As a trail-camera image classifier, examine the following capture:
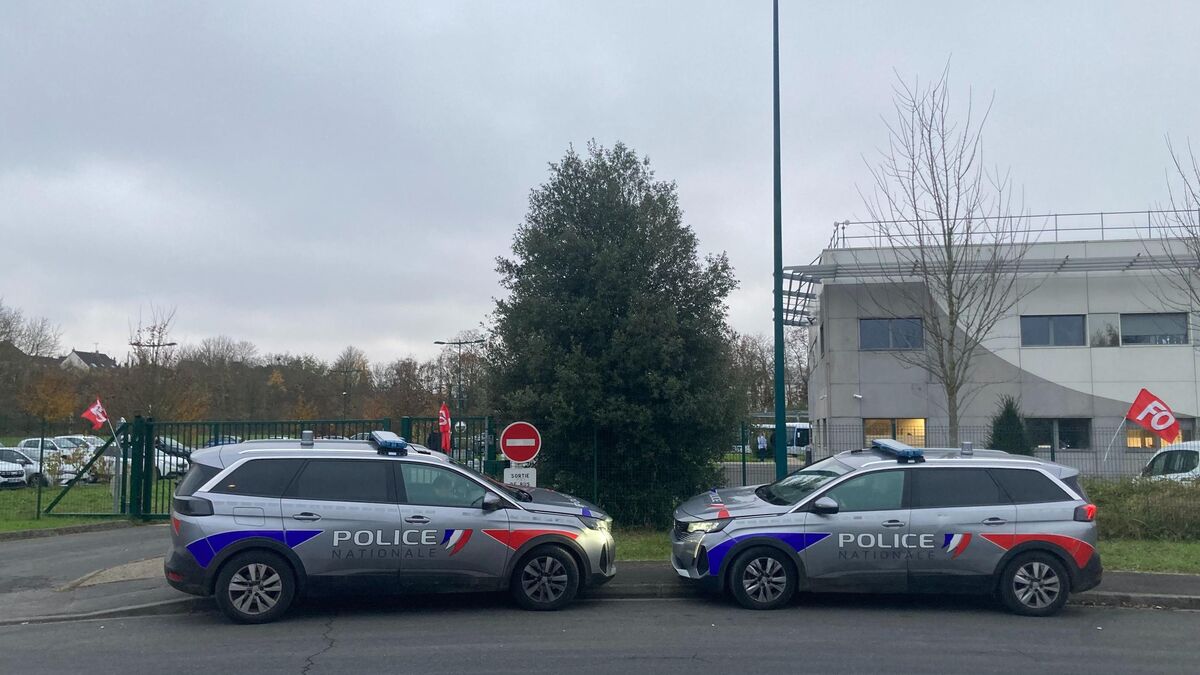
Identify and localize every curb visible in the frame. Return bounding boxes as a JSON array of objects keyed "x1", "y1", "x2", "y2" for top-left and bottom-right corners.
[
  {"x1": 4, "y1": 586, "x2": 1195, "y2": 626},
  {"x1": 0, "y1": 597, "x2": 208, "y2": 627},
  {"x1": 0, "y1": 520, "x2": 136, "y2": 543}
]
